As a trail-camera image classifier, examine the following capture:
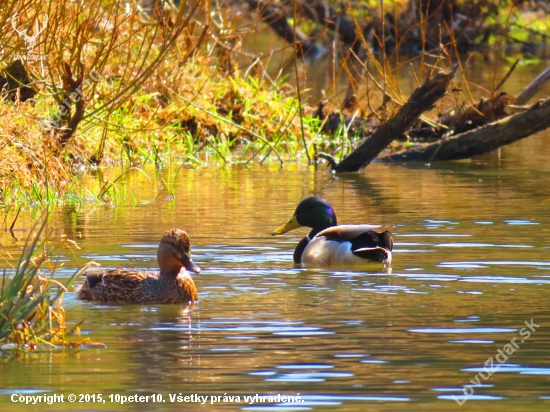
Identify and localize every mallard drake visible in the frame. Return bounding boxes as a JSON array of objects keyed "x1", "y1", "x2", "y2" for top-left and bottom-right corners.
[
  {"x1": 272, "y1": 197, "x2": 393, "y2": 266},
  {"x1": 77, "y1": 228, "x2": 200, "y2": 304}
]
